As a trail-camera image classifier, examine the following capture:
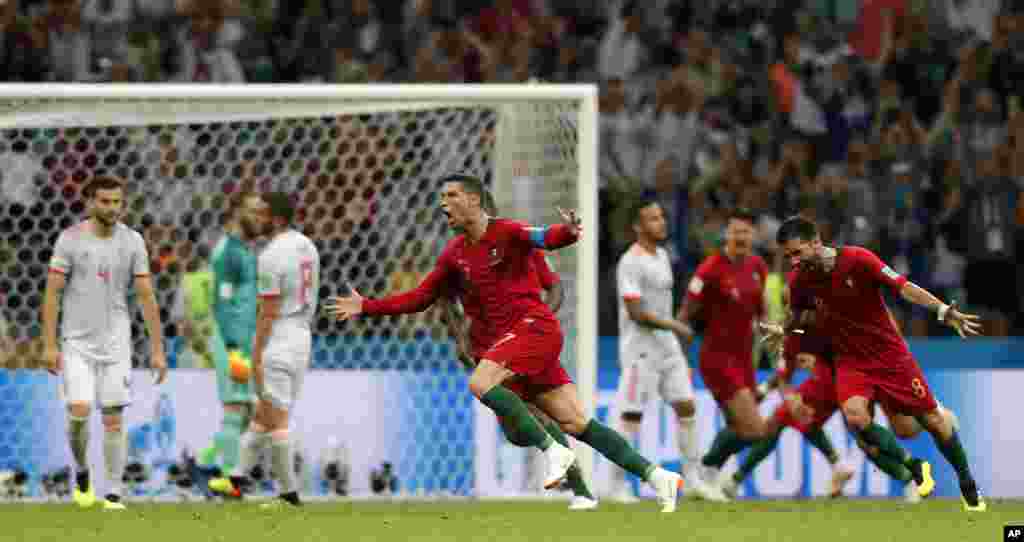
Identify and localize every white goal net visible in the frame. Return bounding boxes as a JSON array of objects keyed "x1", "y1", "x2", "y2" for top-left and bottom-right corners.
[{"x1": 0, "y1": 85, "x2": 597, "y2": 501}]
